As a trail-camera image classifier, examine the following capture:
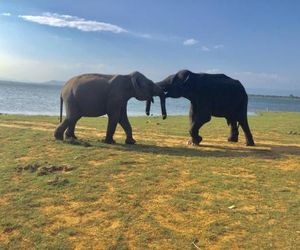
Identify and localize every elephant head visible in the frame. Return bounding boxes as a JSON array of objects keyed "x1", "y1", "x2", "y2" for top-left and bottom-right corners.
[
  {"x1": 157, "y1": 70, "x2": 192, "y2": 98},
  {"x1": 146, "y1": 70, "x2": 192, "y2": 115},
  {"x1": 130, "y1": 71, "x2": 167, "y2": 119}
]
